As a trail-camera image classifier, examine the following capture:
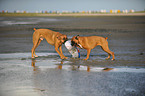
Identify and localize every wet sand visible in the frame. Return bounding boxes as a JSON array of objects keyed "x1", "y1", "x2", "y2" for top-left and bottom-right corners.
[{"x1": 0, "y1": 16, "x2": 145, "y2": 96}]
